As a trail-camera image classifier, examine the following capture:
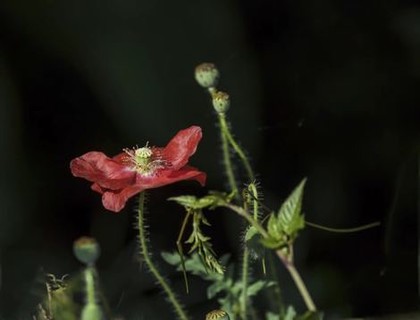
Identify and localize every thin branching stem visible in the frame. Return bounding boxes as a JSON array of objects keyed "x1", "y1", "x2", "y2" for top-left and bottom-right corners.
[
  {"x1": 306, "y1": 220, "x2": 380, "y2": 233},
  {"x1": 176, "y1": 211, "x2": 193, "y2": 293},
  {"x1": 137, "y1": 192, "x2": 189, "y2": 320},
  {"x1": 275, "y1": 250, "x2": 317, "y2": 312}
]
